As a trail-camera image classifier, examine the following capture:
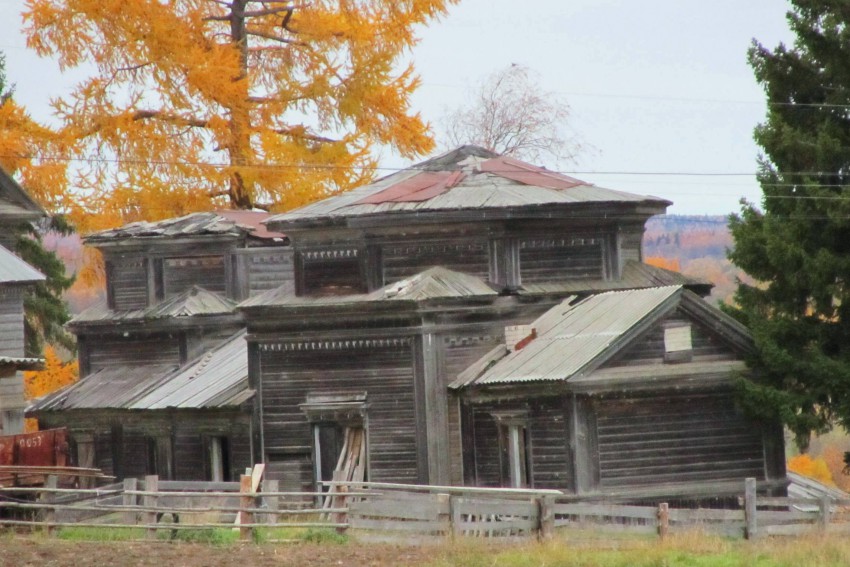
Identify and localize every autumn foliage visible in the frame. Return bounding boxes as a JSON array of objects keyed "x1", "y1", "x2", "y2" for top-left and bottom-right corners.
[
  {"x1": 644, "y1": 256, "x2": 681, "y2": 272},
  {"x1": 23, "y1": 0, "x2": 457, "y2": 232},
  {"x1": 787, "y1": 453, "x2": 835, "y2": 486},
  {"x1": 23, "y1": 346, "x2": 78, "y2": 401}
]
